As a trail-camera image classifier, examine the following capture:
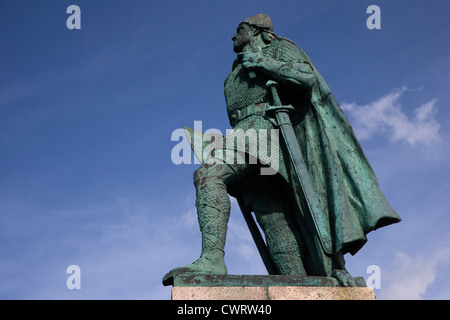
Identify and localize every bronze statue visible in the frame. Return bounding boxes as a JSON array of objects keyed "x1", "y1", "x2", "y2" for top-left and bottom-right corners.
[{"x1": 163, "y1": 14, "x2": 401, "y2": 287}]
